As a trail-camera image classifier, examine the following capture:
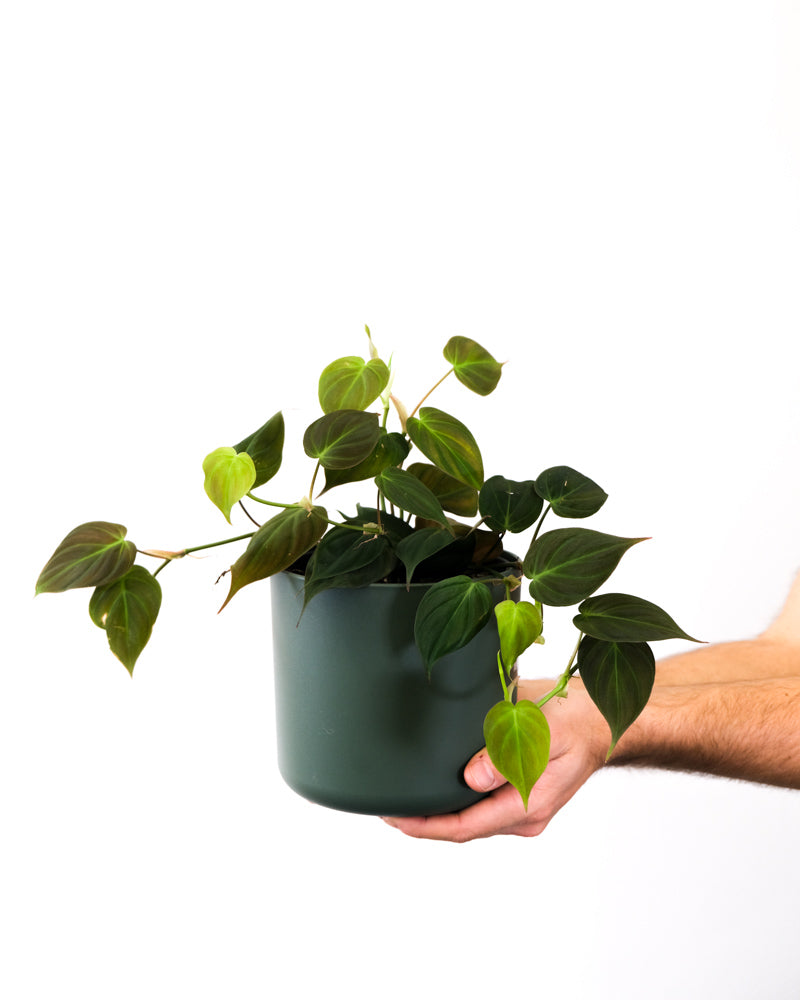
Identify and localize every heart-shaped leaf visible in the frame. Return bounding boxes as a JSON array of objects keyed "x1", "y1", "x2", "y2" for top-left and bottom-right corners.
[
  {"x1": 535, "y1": 466, "x2": 607, "y2": 518},
  {"x1": 525, "y1": 528, "x2": 647, "y2": 607},
  {"x1": 303, "y1": 527, "x2": 396, "y2": 607},
  {"x1": 479, "y1": 476, "x2": 543, "y2": 533},
  {"x1": 405, "y1": 463, "x2": 478, "y2": 516},
  {"x1": 303, "y1": 410, "x2": 381, "y2": 470},
  {"x1": 414, "y1": 575, "x2": 493, "y2": 676},
  {"x1": 203, "y1": 447, "x2": 257, "y2": 523},
  {"x1": 375, "y1": 467, "x2": 449, "y2": 526},
  {"x1": 394, "y1": 527, "x2": 456, "y2": 585},
  {"x1": 574, "y1": 593, "x2": 701, "y2": 643},
  {"x1": 495, "y1": 599, "x2": 543, "y2": 670},
  {"x1": 221, "y1": 505, "x2": 328, "y2": 609},
  {"x1": 318, "y1": 356, "x2": 391, "y2": 413},
  {"x1": 88, "y1": 565, "x2": 162, "y2": 675},
  {"x1": 322, "y1": 432, "x2": 410, "y2": 492},
  {"x1": 577, "y1": 636, "x2": 655, "y2": 756},
  {"x1": 484, "y1": 699, "x2": 550, "y2": 809},
  {"x1": 233, "y1": 411, "x2": 285, "y2": 489},
  {"x1": 405, "y1": 407, "x2": 484, "y2": 490},
  {"x1": 443, "y1": 336, "x2": 503, "y2": 396},
  {"x1": 36, "y1": 522, "x2": 137, "y2": 595}
]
